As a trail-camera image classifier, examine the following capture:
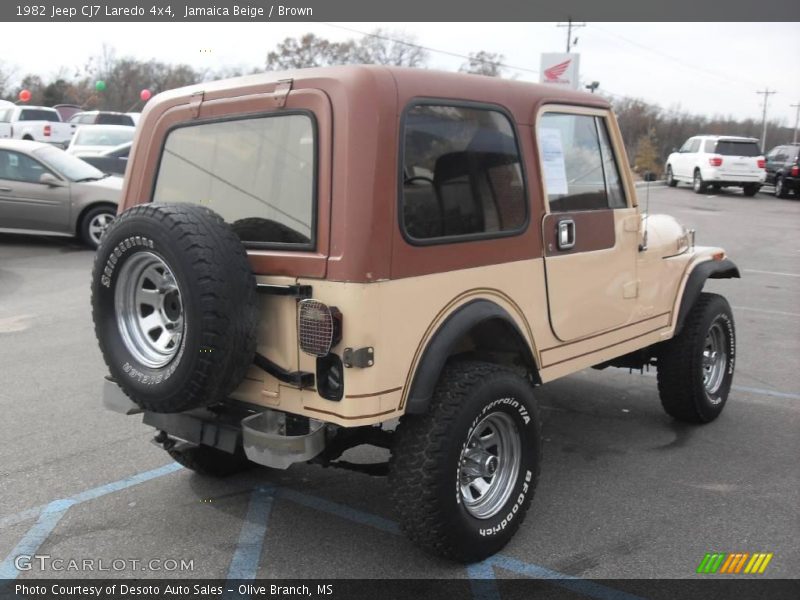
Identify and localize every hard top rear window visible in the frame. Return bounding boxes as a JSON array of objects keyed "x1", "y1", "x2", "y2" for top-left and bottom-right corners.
[
  {"x1": 714, "y1": 140, "x2": 761, "y2": 157},
  {"x1": 19, "y1": 109, "x2": 60, "y2": 122},
  {"x1": 152, "y1": 112, "x2": 316, "y2": 249}
]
